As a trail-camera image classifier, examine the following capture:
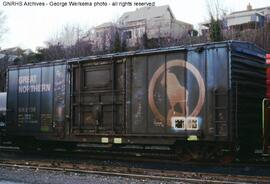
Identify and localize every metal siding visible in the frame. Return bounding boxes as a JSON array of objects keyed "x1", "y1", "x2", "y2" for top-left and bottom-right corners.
[
  {"x1": 0, "y1": 93, "x2": 6, "y2": 112},
  {"x1": 128, "y1": 49, "x2": 229, "y2": 137},
  {"x1": 231, "y1": 42, "x2": 266, "y2": 148},
  {"x1": 147, "y1": 54, "x2": 166, "y2": 134},
  {"x1": 165, "y1": 52, "x2": 187, "y2": 134},
  {"x1": 29, "y1": 67, "x2": 41, "y2": 125},
  {"x1": 115, "y1": 59, "x2": 125, "y2": 133},
  {"x1": 40, "y1": 66, "x2": 54, "y2": 132},
  {"x1": 206, "y1": 47, "x2": 229, "y2": 140},
  {"x1": 65, "y1": 65, "x2": 71, "y2": 136},
  {"x1": 7, "y1": 63, "x2": 67, "y2": 136},
  {"x1": 54, "y1": 65, "x2": 66, "y2": 134},
  {"x1": 186, "y1": 50, "x2": 207, "y2": 137},
  {"x1": 17, "y1": 68, "x2": 29, "y2": 129},
  {"x1": 7, "y1": 70, "x2": 18, "y2": 126},
  {"x1": 131, "y1": 56, "x2": 147, "y2": 133},
  {"x1": 125, "y1": 57, "x2": 132, "y2": 134}
]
